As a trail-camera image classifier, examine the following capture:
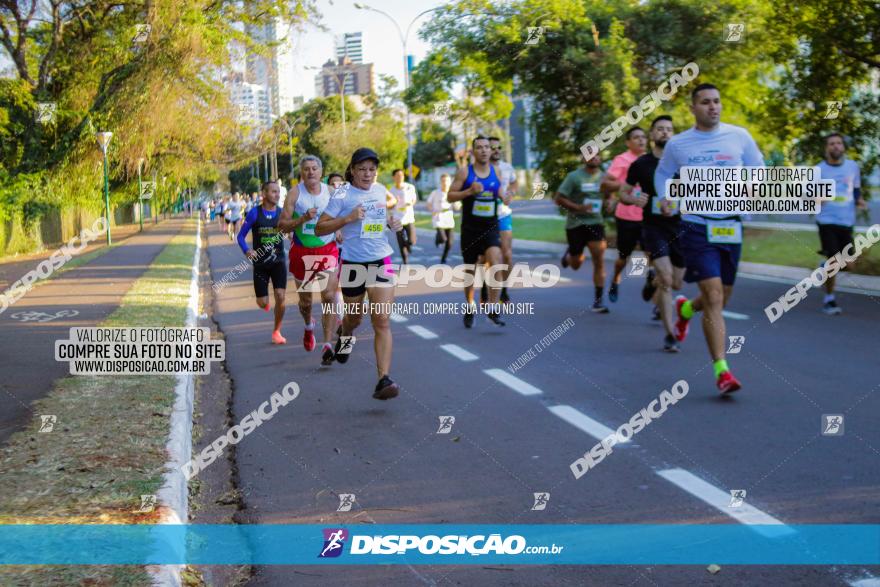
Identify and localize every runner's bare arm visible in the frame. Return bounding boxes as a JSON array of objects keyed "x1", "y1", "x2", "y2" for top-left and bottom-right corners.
[
  {"x1": 554, "y1": 192, "x2": 589, "y2": 214},
  {"x1": 618, "y1": 182, "x2": 638, "y2": 205},
  {"x1": 315, "y1": 208, "x2": 362, "y2": 236},
  {"x1": 276, "y1": 183, "x2": 304, "y2": 232},
  {"x1": 446, "y1": 166, "x2": 476, "y2": 202},
  {"x1": 494, "y1": 164, "x2": 514, "y2": 205},
  {"x1": 600, "y1": 174, "x2": 622, "y2": 195}
]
